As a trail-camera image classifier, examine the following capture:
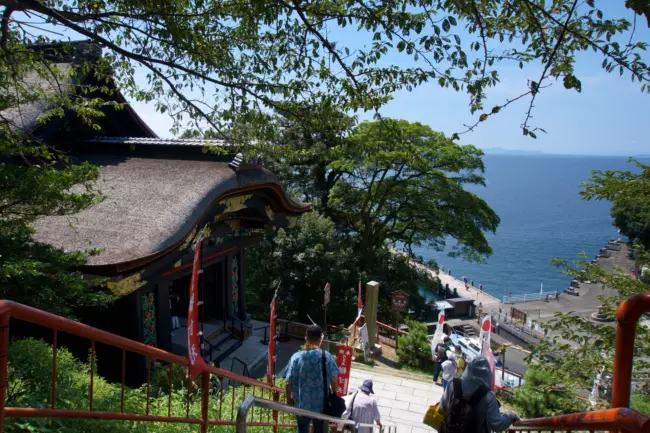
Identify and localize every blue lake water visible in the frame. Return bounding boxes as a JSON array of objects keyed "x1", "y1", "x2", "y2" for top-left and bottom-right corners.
[{"x1": 414, "y1": 154, "x2": 644, "y2": 300}]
